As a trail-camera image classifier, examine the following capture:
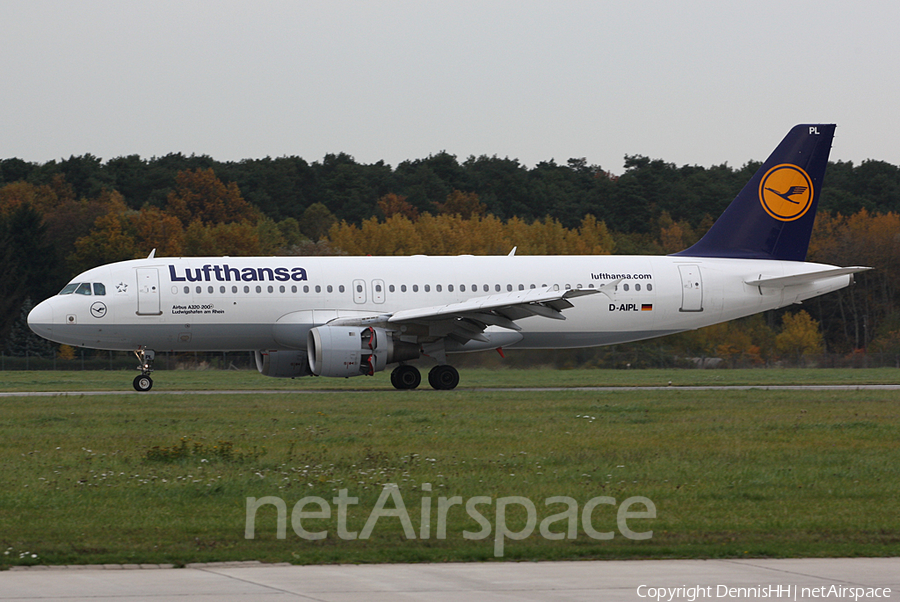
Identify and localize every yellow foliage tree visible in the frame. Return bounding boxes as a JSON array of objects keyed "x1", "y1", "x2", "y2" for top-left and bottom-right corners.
[
  {"x1": 131, "y1": 206, "x2": 184, "y2": 257},
  {"x1": 183, "y1": 220, "x2": 261, "y2": 256},
  {"x1": 328, "y1": 212, "x2": 615, "y2": 257},
  {"x1": 776, "y1": 310, "x2": 824, "y2": 365}
]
